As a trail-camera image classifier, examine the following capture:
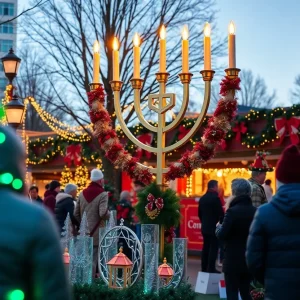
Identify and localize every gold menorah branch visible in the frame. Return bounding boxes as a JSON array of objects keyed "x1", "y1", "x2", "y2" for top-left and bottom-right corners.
[{"x1": 89, "y1": 68, "x2": 240, "y2": 187}]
